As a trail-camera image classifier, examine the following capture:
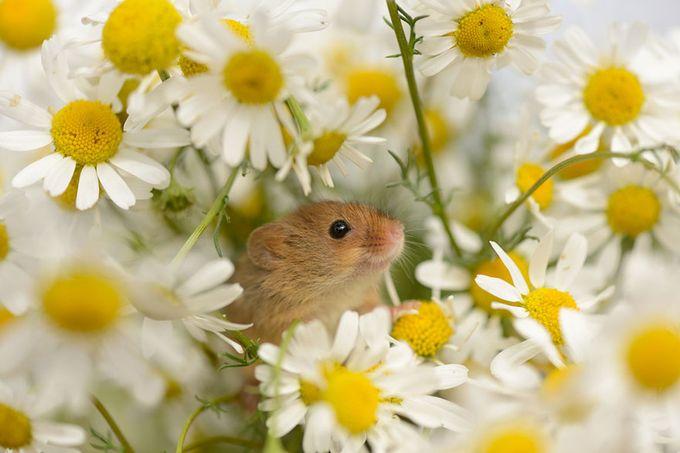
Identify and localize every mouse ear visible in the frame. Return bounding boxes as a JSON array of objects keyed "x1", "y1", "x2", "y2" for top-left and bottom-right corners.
[{"x1": 247, "y1": 223, "x2": 288, "y2": 270}]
